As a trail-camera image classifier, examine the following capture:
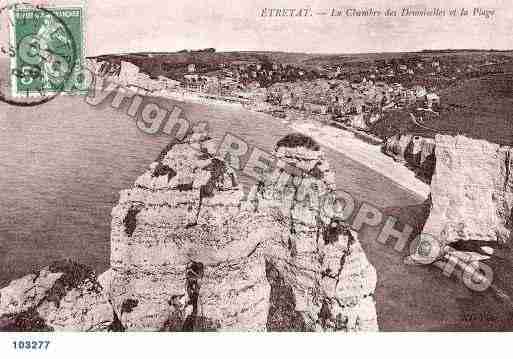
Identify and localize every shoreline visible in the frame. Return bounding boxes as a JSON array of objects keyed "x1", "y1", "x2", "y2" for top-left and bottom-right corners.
[
  {"x1": 158, "y1": 91, "x2": 431, "y2": 200},
  {"x1": 288, "y1": 120, "x2": 430, "y2": 199},
  {"x1": 157, "y1": 90, "x2": 246, "y2": 109},
  {"x1": 90, "y1": 81, "x2": 431, "y2": 200},
  {"x1": 182, "y1": 97, "x2": 430, "y2": 200}
]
